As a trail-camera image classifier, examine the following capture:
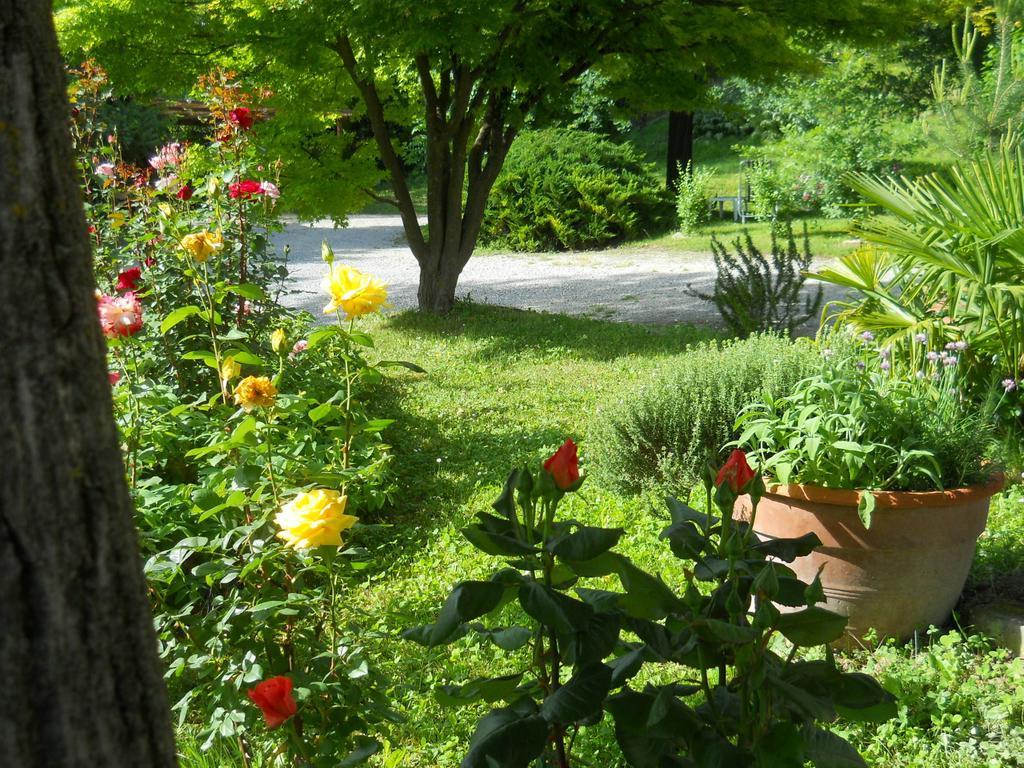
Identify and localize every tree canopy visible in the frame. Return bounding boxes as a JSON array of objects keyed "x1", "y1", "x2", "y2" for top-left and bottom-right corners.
[{"x1": 58, "y1": 0, "x2": 934, "y2": 310}]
